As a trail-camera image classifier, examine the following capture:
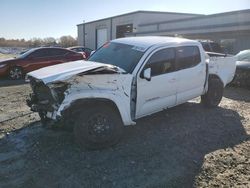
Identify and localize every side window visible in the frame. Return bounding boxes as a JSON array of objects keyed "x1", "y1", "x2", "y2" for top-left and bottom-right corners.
[
  {"x1": 29, "y1": 49, "x2": 48, "y2": 58},
  {"x1": 144, "y1": 48, "x2": 175, "y2": 77},
  {"x1": 47, "y1": 49, "x2": 67, "y2": 57},
  {"x1": 176, "y1": 46, "x2": 201, "y2": 70}
]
